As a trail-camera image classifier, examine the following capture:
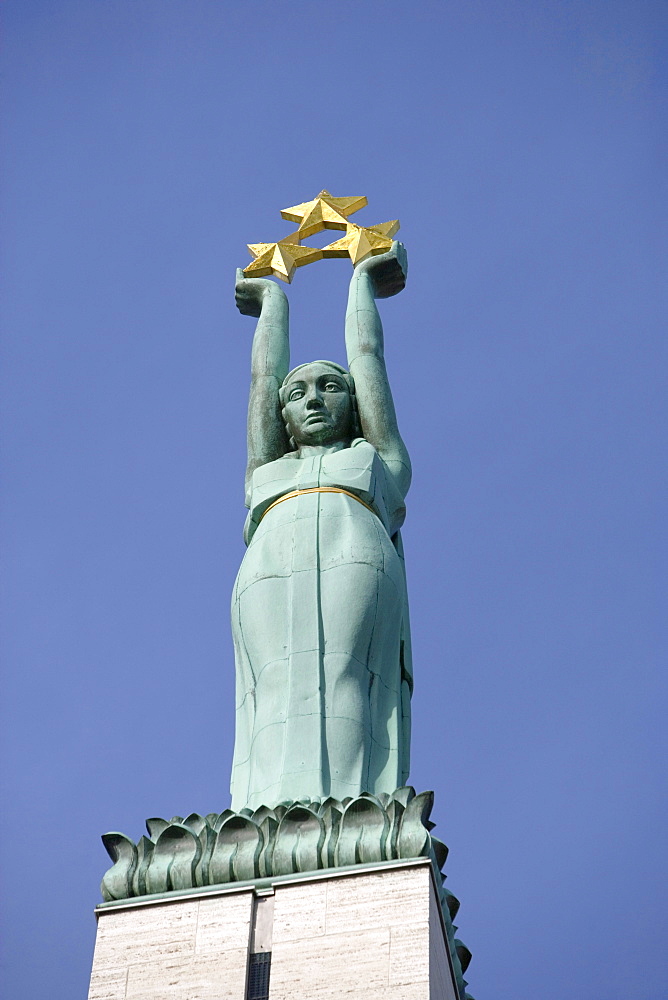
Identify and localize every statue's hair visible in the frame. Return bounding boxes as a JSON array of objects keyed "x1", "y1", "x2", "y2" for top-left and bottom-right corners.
[{"x1": 279, "y1": 360, "x2": 361, "y2": 451}]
